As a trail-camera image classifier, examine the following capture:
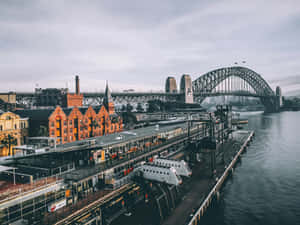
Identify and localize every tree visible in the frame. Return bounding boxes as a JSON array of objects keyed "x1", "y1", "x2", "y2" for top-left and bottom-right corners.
[
  {"x1": 147, "y1": 100, "x2": 161, "y2": 112},
  {"x1": 37, "y1": 125, "x2": 48, "y2": 136},
  {"x1": 126, "y1": 103, "x2": 133, "y2": 112},
  {"x1": 121, "y1": 112, "x2": 137, "y2": 127},
  {"x1": 121, "y1": 105, "x2": 126, "y2": 112},
  {"x1": 1, "y1": 134, "x2": 17, "y2": 156},
  {"x1": 136, "y1": 103, "x2": 144, "y2": 112}
]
